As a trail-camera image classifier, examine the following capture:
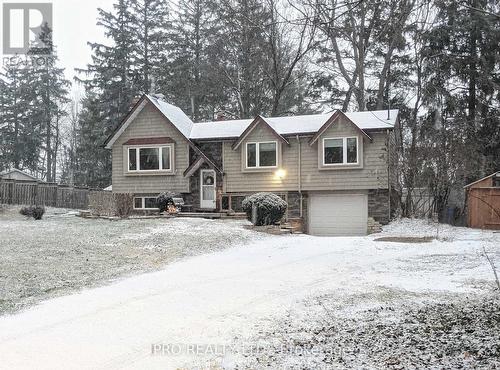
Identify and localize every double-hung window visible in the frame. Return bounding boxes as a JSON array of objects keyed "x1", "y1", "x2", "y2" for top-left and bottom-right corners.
[
  {"x1": 246, "y1": 141, "x2": 277, "y2": 168},
  {"x1": 133, "y1": 196, "x2": 157, "y2": 209},
  {"x1": 323, "y1": 137, "x2": 358, "y2": 165},
  {"x1": 128, "y1": 146, "x2": 172, "y2": 172}
]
